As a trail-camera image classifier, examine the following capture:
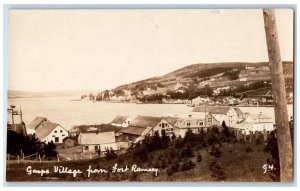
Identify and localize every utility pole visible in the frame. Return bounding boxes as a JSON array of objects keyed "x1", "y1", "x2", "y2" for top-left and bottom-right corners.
[{"x1": 262, "y1": 9, "x2": 293, "y2": 182}]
